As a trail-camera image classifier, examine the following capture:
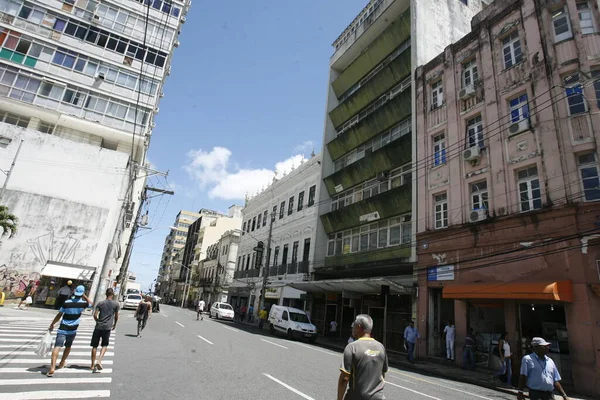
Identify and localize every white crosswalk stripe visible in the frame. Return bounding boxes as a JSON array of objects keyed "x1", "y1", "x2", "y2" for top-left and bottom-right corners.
[{"x1": 0, "y1": 319, "x2": 117, "y2": 399}]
